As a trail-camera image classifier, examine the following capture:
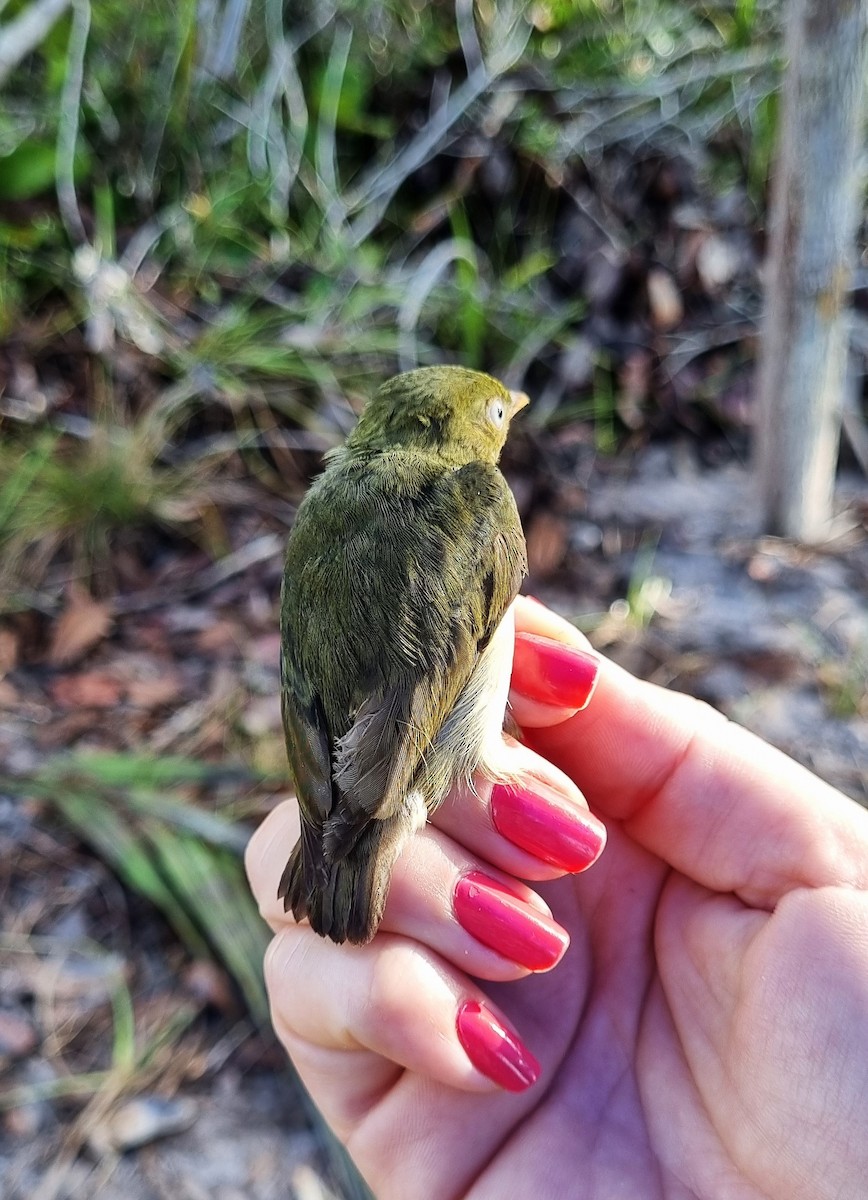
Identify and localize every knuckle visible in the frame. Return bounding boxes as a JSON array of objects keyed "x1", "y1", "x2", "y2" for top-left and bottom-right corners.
[
  {"x1": 263, "y1": 929, "x2": 306, "y2": 1013},
  {"x1": 356, "y1": 939, "x2": 422, "y2": 1042}
]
